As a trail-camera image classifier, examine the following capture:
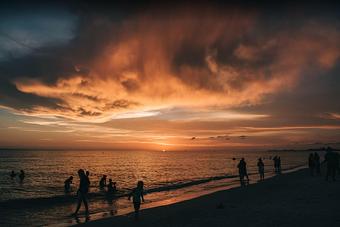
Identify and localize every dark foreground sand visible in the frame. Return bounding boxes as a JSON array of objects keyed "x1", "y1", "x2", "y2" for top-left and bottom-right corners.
[{"x1": 78, "y1": 168, "x2": 340, "y2": 227}]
